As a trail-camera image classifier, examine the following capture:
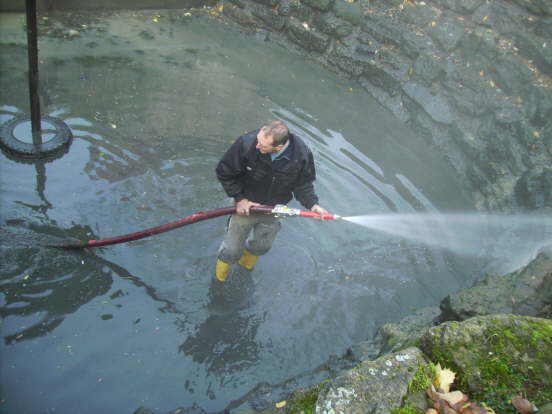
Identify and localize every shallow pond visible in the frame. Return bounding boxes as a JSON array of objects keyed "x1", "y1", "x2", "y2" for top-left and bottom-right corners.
[{"x1": 1, "y1": 9, "x2": 484, "y2": 414}]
